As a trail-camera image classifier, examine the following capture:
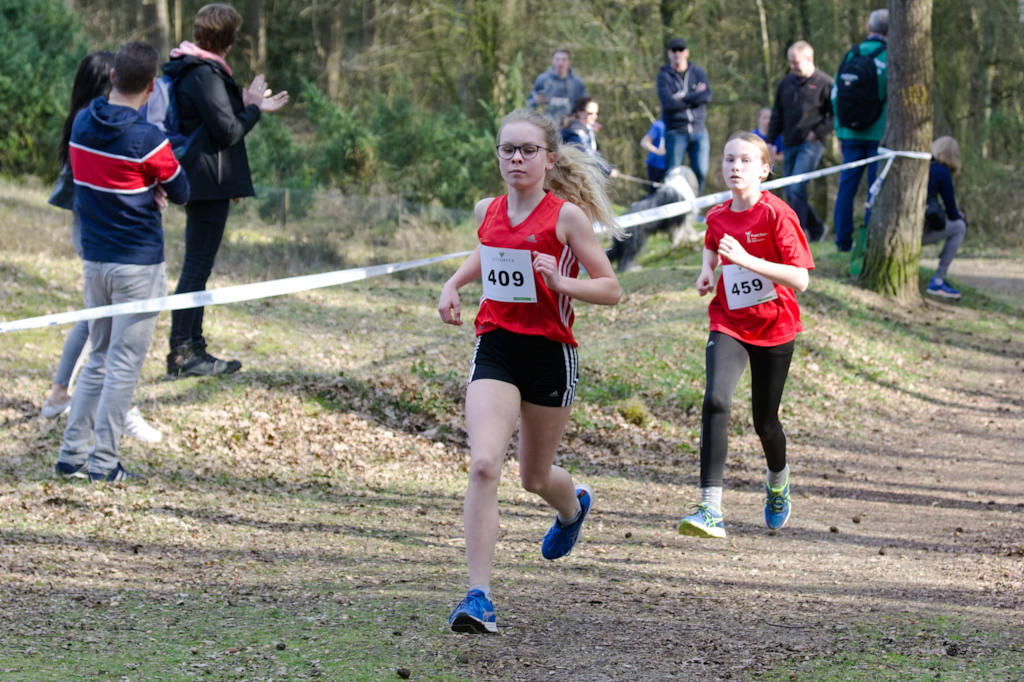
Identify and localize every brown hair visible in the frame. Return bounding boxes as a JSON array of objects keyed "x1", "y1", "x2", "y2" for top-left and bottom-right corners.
[
  {"x1": 497, "y1": 108, "x2": 621, "y2": 237},
  {"x1": 931, "y1": 136, "x2": 960, "y2": 174},
  {"x1": 726, "y1": 130, "x2": 773, "y2": 179},
  {"x1": 112, "y1": 42, "x2": 158, "y2": 96},
  {"x1": 194, "y1": 3, "x2": 242, "y2": 54}
]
